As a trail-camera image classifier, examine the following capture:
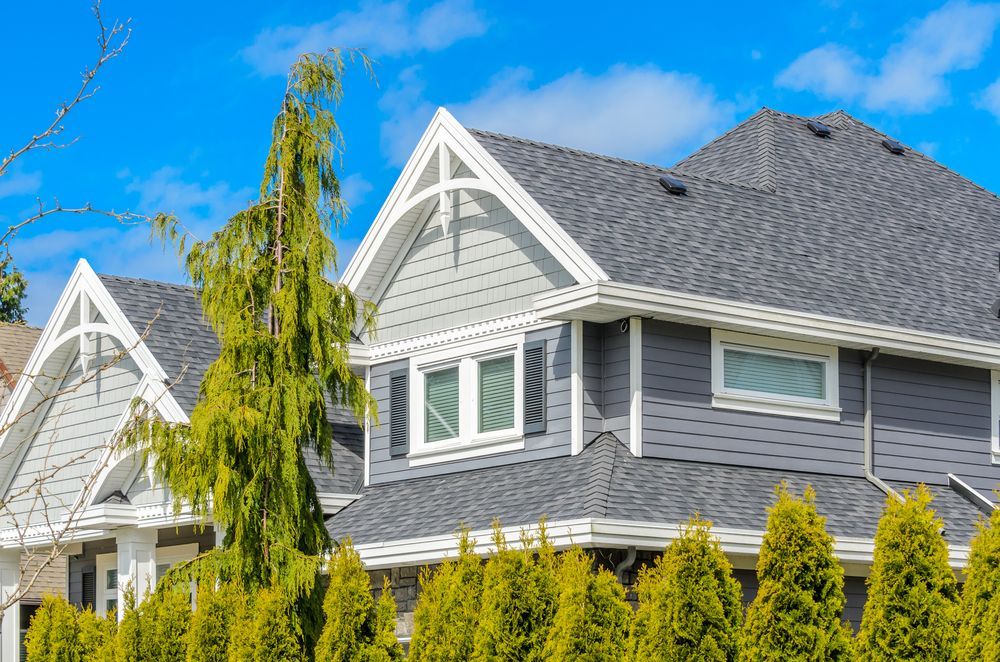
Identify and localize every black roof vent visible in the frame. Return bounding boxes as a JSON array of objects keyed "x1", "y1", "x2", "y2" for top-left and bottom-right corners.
[
  {"x1": 882, "y1": 138, "x2": 905, "y2": 155},
  {"x1": 659, "y1": 174, "x2": 687, "y2": 195},
  {"x1": 807, "y1": 120, "x2": 832, "y2": 138}
]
